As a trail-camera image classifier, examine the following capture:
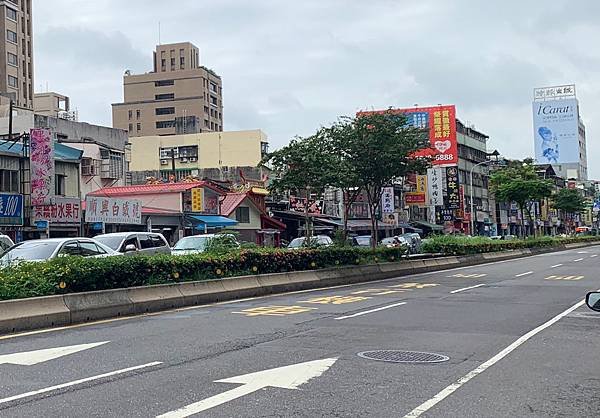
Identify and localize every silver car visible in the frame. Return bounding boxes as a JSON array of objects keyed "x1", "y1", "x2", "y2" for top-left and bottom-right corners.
[
  {"x1": 0, "y1": 238, "x2": 117, "y2": 266},
  {"x1": 94, "y1": 232, "x2": 171, "y2": 256}
]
